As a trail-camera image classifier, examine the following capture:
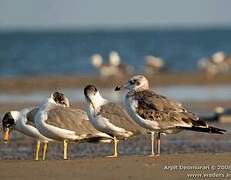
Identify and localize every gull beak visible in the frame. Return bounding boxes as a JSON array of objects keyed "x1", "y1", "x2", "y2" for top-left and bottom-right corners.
[
  {"x1": 91, "y1": 100, "x2": 97, "y2": 111},
  {"x1": 3, "y1": 128, "x2": 10, "y2": 143},
  {"x1": 115, "y1": 83, "x2": 129, "y2": 91},
  {"x1": 115, "y1": 85, "x2": 122, "y2": 91},
  {"x1": 86, "y1": 96, "x2": 96, "y2": 111},
  {"x1": 64, "y1": 97, "x2": 70, "y2": 107}
]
